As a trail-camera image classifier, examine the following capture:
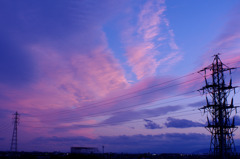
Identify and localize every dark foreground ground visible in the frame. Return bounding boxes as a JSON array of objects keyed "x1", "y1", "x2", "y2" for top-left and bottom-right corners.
[{"x1": 1, "y1": 151, "x2": 240, "y2": 159}]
